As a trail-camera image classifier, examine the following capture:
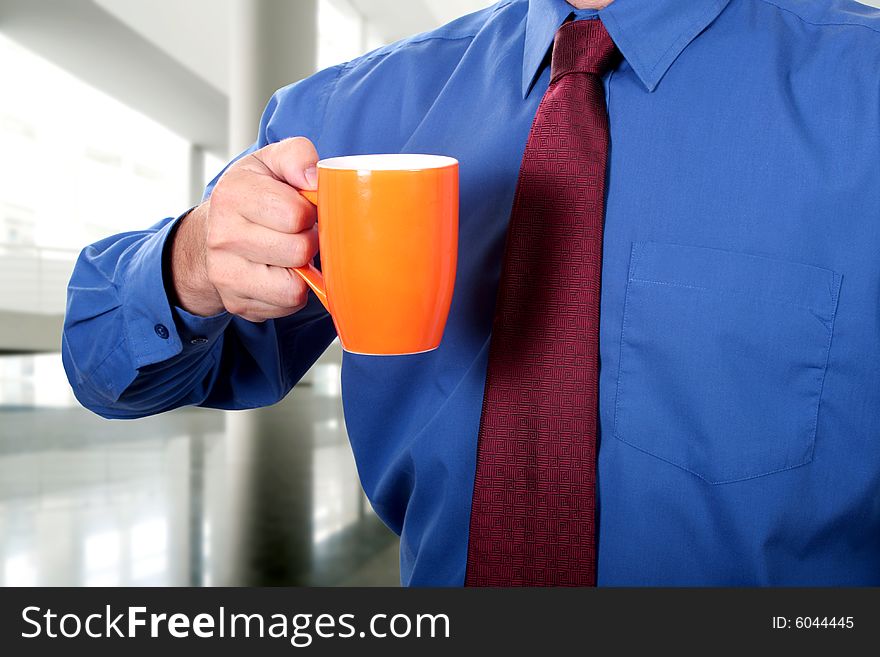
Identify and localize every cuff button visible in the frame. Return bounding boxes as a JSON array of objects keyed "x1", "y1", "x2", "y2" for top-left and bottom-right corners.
[
  {"x1": 189, "y1": 337, "x2": 208, "y2": 345},
  {"x1": 154, "y1": 324, "x2": 170, "y2": 340}
]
